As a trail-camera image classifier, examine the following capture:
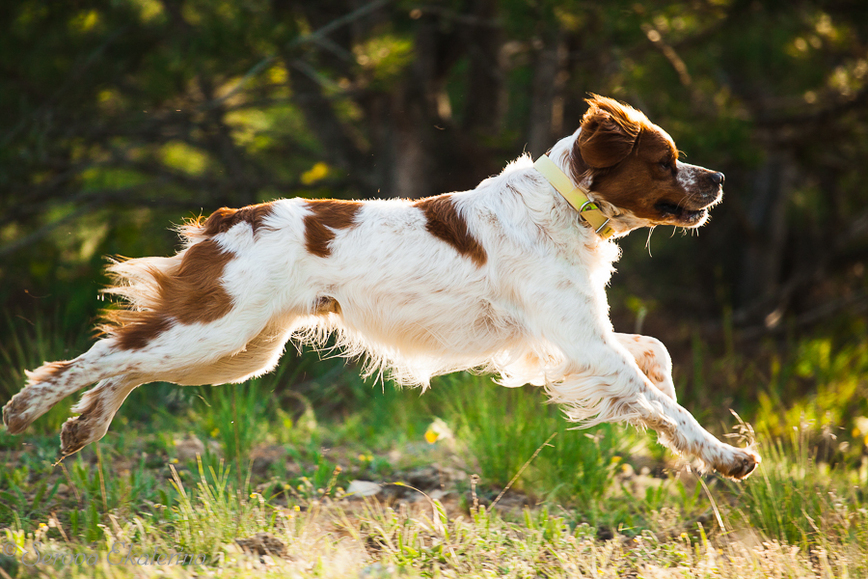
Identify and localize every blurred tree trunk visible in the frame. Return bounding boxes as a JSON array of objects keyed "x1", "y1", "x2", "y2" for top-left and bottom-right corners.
[
  {"x1": 528, "y1": 35, "x2": 567, "y2": 157},
  {"x1": 388, "y1": 15, "x2": 441, "y2": 199},
  {"x1": 738, "y1": 148, "x2": 795, "y2": 313},
  {"x1": 463, "y1": 0, "x2": 502, "y2": 135},
  {"x1": 390, "y1": 84, "x2": 433, "y2": 198}
]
